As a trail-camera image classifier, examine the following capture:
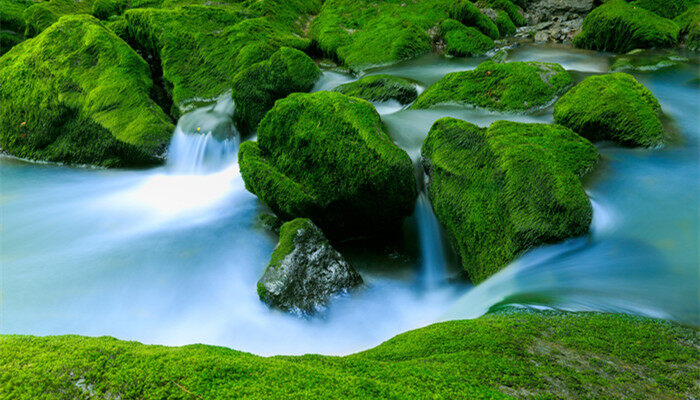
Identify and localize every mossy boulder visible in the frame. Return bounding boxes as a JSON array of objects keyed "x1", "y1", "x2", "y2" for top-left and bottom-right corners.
[
  {"x1": 258, "y1": 218, "x2": 363, "y2": 314},
  {"x1": 231, "y1": 47, "x2": 320, "y2": 135},
  {"x1": 0, "y1": 0, "x2": 31, "y2": 54},
  {"x1": 124, "y1": 2, "x2": 317, "y2": 112},
  {"x1": 333, "y1": 74, "x2": 419, "y2": 104},
  {"x1": 628, "y1": 0, "x2": 699, "y2": 20},
  {"x1": 439, "y1": 18, "x2": 495, "y2": 57},
  {"x1": 553, "y1": 73, "x2": 666, "y2": 147},
  {"x1": 412, "y1": 61, "x2": 573, "y2": 111},
  {"x1": 0, "y1": 14, "x2": 174, "y2": 167},
  {"x1": 422, "y1": 118, "x2": 598, "y2": 283},
  {"x1": 23, "y1": 0, "x2": 95, "y2": 37},
  {"x1": 495, "y1": 9, "x2": 517, "y2": 36},
  {"x1": 675, "y1": 5, "x2": 700, "y2": 51},
  {"x1": 477, "y1": 0, "x2": 527, "y2": 26},
  {"x1": 238, "y1": 91, "x2": 417, "y2": 237},
  {"x1": 308, "y1": 0, "x2": 499, "y2": 71},
  {"x1": 92, "y1": 0, "x2": 126, "y2": 20},
  {"x1": 573, "y1": 0, "x2": 679, "y2": 53}
]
